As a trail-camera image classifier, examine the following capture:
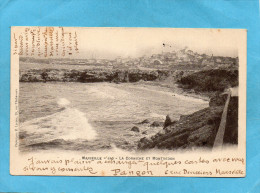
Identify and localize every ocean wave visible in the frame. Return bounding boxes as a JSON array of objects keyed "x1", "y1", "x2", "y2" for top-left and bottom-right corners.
[
  {"x1": 128, "y1": 84, "x2": 208, "y2": 104},
  {"x1": 86, "y1": 86, "x2": 116, "y2": 99},
  {"x1": 20, "y1": 98, "x2": 97, "y2": 149},
  {"x1": 57, "y1": 98, "x2": 71, "y2": 107},
  {"x1": 86, "y1": 84, "x2": 130, "y2": 99}
]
